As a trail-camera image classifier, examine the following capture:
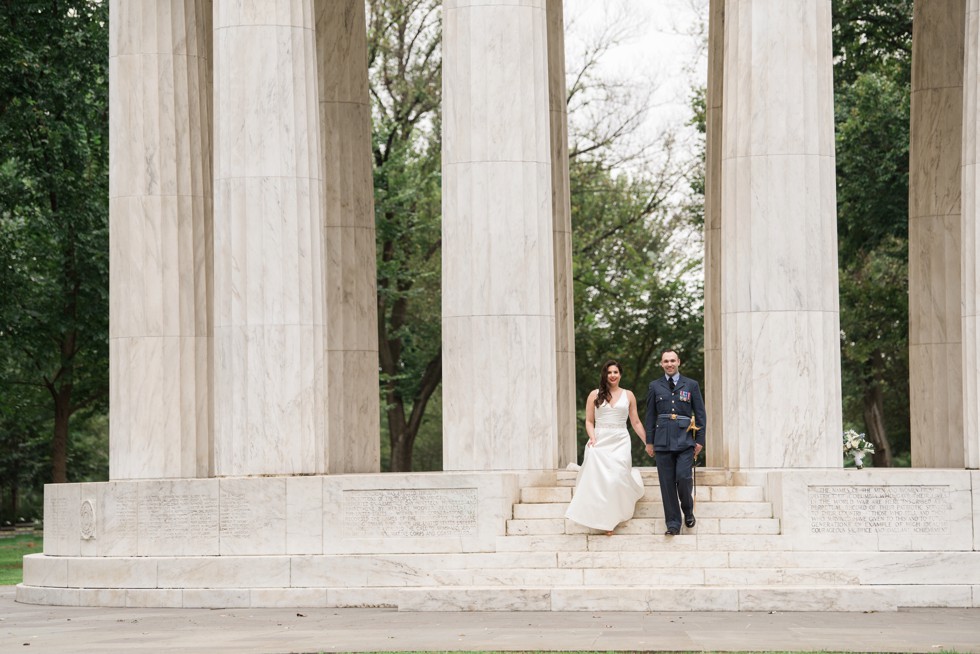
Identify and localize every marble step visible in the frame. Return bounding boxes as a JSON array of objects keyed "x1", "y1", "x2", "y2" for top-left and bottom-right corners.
[
  {"x1": 26, "y1": 550, "x2": 979, "y2": 595},
  {"x1": 22, "y1": 582, "x2": 970, "y2": 611},
  {"x1": 555, "y1": 468, "x2": 741, "y2": 487},
  {"x1": 342, "y1": 583, "x2": 972, "y2": 612},
  {"x1": 506, "y1": 516, "x2": 780, "y2": 536},
  {"x1": 494, "y1": 533, "x2": 789, "y2": 552},
  {"x1": 520, "y1": 484, "x2": 766, "y2": 504},
  {"x1": 513, "y1": 500, "x2": 772, "y2": 520}
]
